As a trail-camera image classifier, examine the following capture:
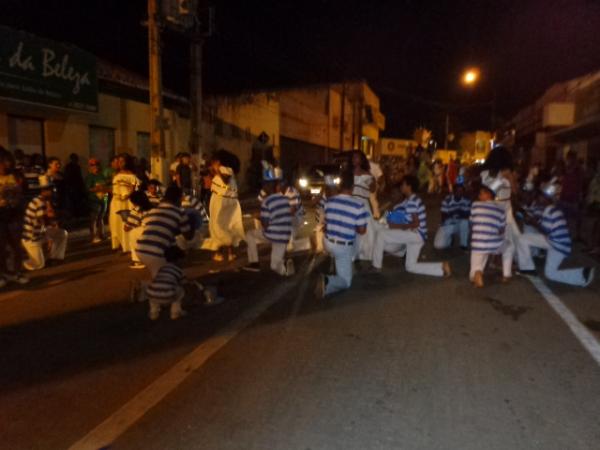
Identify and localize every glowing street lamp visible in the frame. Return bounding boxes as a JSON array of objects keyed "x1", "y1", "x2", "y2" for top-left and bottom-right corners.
[{"x1": 462, "y1": 68, "x2": 480, "y2": 86}]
